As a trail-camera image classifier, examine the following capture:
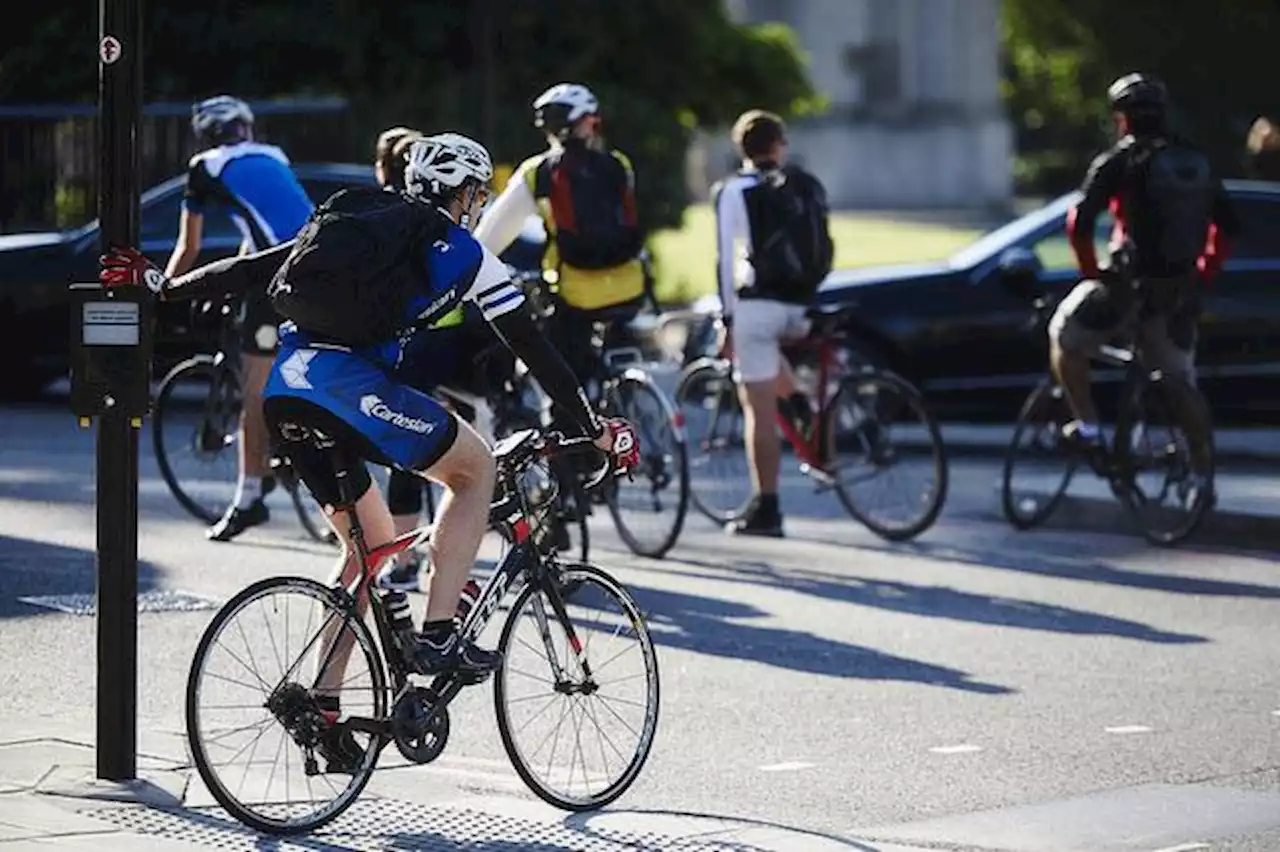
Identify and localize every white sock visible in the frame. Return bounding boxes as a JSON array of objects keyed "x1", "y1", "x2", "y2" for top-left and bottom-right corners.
[{"x1": 235, "y1": 475, "x2": 262, "y2": 509}]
